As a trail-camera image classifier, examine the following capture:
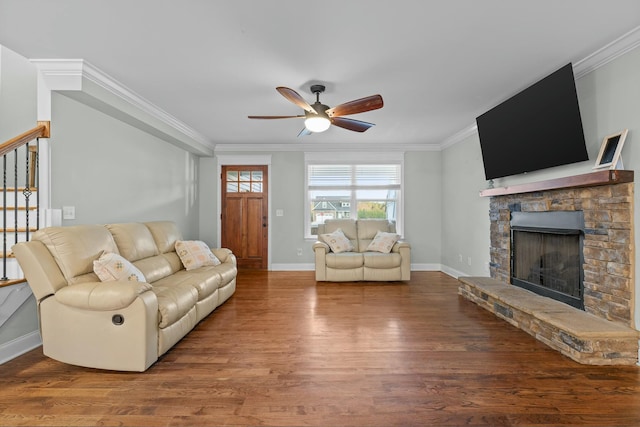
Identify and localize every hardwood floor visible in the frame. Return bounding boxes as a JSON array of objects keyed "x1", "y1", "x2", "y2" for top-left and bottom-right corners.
[{"x1": 2, "y1": 271, "x2": 640, "y2": 426}]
